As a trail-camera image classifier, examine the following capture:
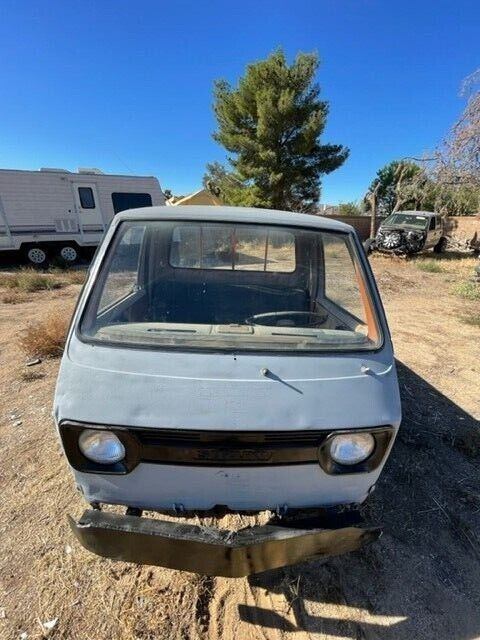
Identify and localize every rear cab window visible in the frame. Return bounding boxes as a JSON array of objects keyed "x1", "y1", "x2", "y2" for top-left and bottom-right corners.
[{"x1": 80, "y1": 219, "x2": 382, "y2": 352}]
